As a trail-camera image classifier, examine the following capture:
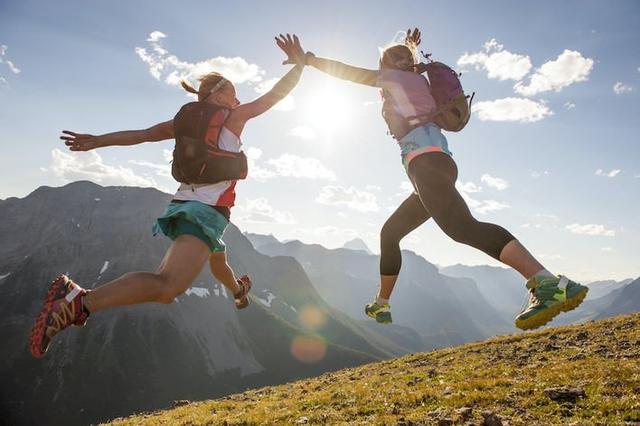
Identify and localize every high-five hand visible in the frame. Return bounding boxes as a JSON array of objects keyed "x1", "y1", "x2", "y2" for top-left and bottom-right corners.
[
  {"x1": 60, "y1": 130, "x2": 102, "y2": 151},
  {"x1": 405, "y1": 28, "x2": 422, "y2": 46},
  {"x1": 276, "y1": 33, "x2": 305, "y2": 66}
]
